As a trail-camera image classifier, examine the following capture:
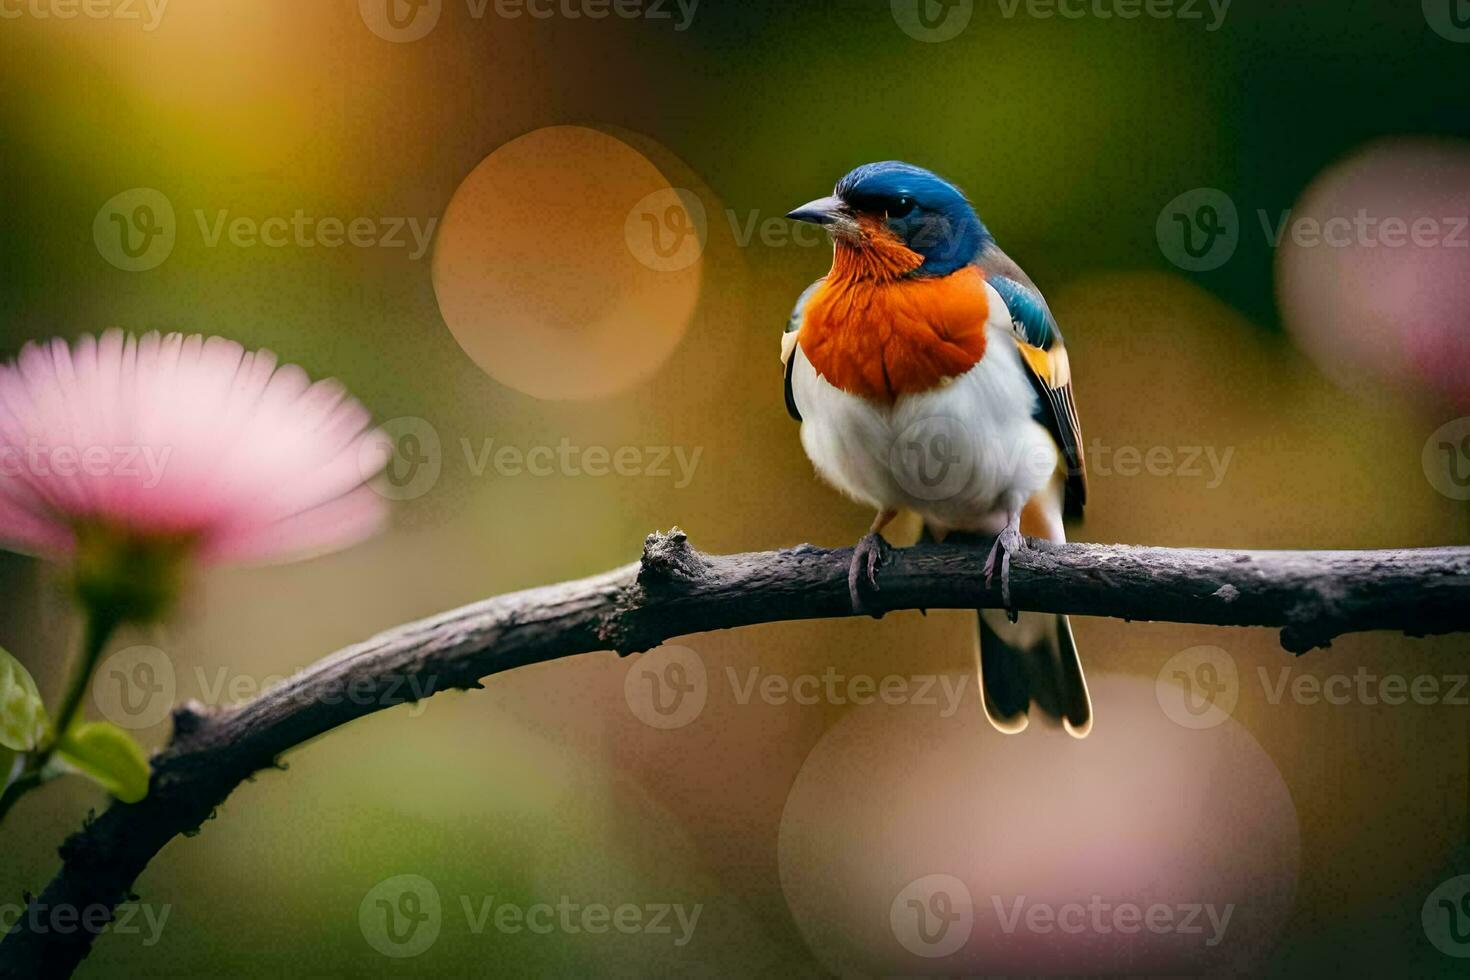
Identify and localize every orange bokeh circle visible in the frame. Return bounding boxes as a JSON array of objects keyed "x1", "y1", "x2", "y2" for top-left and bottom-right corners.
[{"x1": 432, "y1": 125, "x2": 704, "y2": 400}]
